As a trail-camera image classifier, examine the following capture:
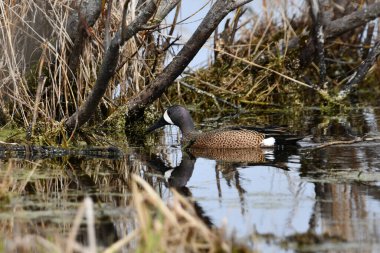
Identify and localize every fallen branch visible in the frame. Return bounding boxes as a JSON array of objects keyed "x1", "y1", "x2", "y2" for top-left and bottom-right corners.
[
  {"x1": 325, "y1": 3, "x2": 380, "y2": 39},
  {"x1": 297, "y1": 2, "x2": 380, "y2": 67}
]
